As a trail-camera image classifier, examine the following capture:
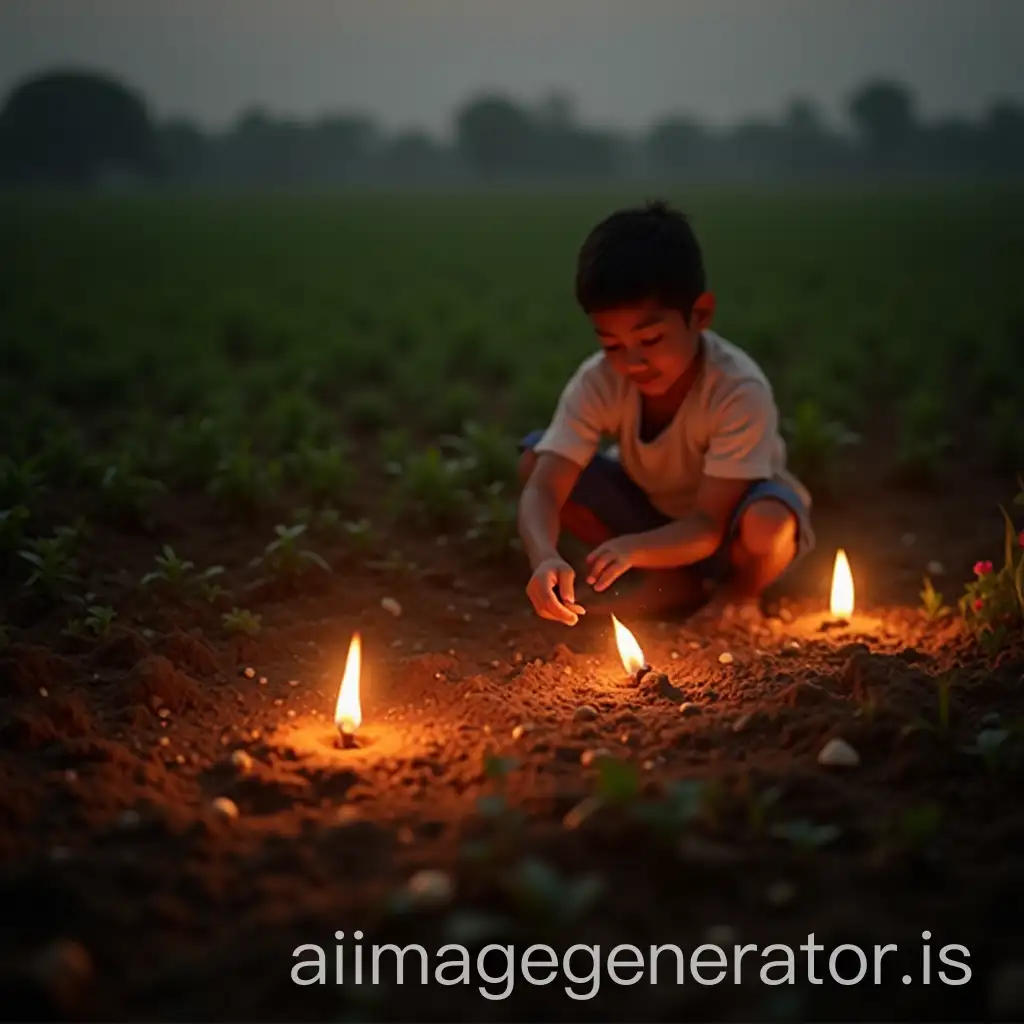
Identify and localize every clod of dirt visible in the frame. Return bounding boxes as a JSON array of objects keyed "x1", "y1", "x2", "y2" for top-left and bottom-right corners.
[
  {"x1": 405, "y1": 869, "x2": 454, "y2": 909},
  {"x1": 161, "y1": 631, "x2": 220, "y2": 677},
  {"x1": 29, "y1": 939, "x2": 93, "y2": 1012},
  {"x1": 1, "y1": 646, "x2": 73, "y2": 696},
  {"x1": 778, "y1": 680, "x2": 834, "y2": 707},
  {"x1": 818, "y1": 737, "x2": 860, "y2": 767},
  {"x1": 641, "y1": 672, "x2": 684, "y2": 703},
  {"x1": 128, "y1": 656, "x2": 201, "y2": 714}
]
